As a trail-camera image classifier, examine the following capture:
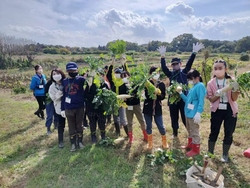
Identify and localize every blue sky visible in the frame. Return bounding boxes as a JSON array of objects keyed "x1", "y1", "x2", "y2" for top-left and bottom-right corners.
[{"x1": 1, "y1": 0, "x2": 250, "y2": 47}]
